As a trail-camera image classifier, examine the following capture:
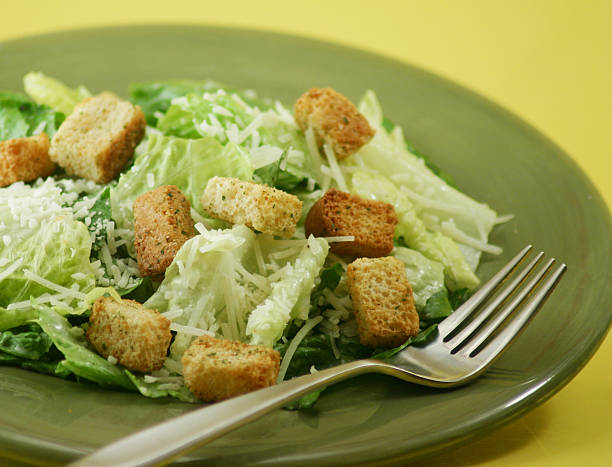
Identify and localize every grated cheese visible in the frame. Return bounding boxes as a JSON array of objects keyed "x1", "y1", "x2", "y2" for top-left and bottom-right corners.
[
  {"x1": 322, "y1": 144, "x2": 348, "y2": 192},
  {"x1": 439, "y1": 219, "x2": 502, "y2": 255},
  {"x1": 0, "y1": 258, "x2": 23, "y2": 283},
  {"x1": 277, "y1": 315, "x2": 323, "y2": 382},
  {"x1": 170, "y1": 322, "x2": 214, "y2": 336},
  {"x1": 23, "y1": 269, "x2": 86, "y2": 300}
]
